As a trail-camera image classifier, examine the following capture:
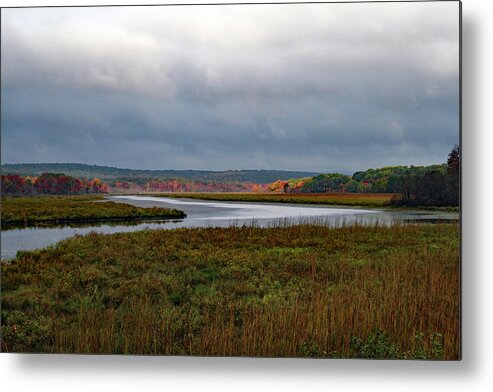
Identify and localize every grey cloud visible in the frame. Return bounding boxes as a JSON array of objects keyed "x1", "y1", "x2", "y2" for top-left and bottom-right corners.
[{"x1": 1, "y1": 2, "x2": 459, "y2": 172}]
